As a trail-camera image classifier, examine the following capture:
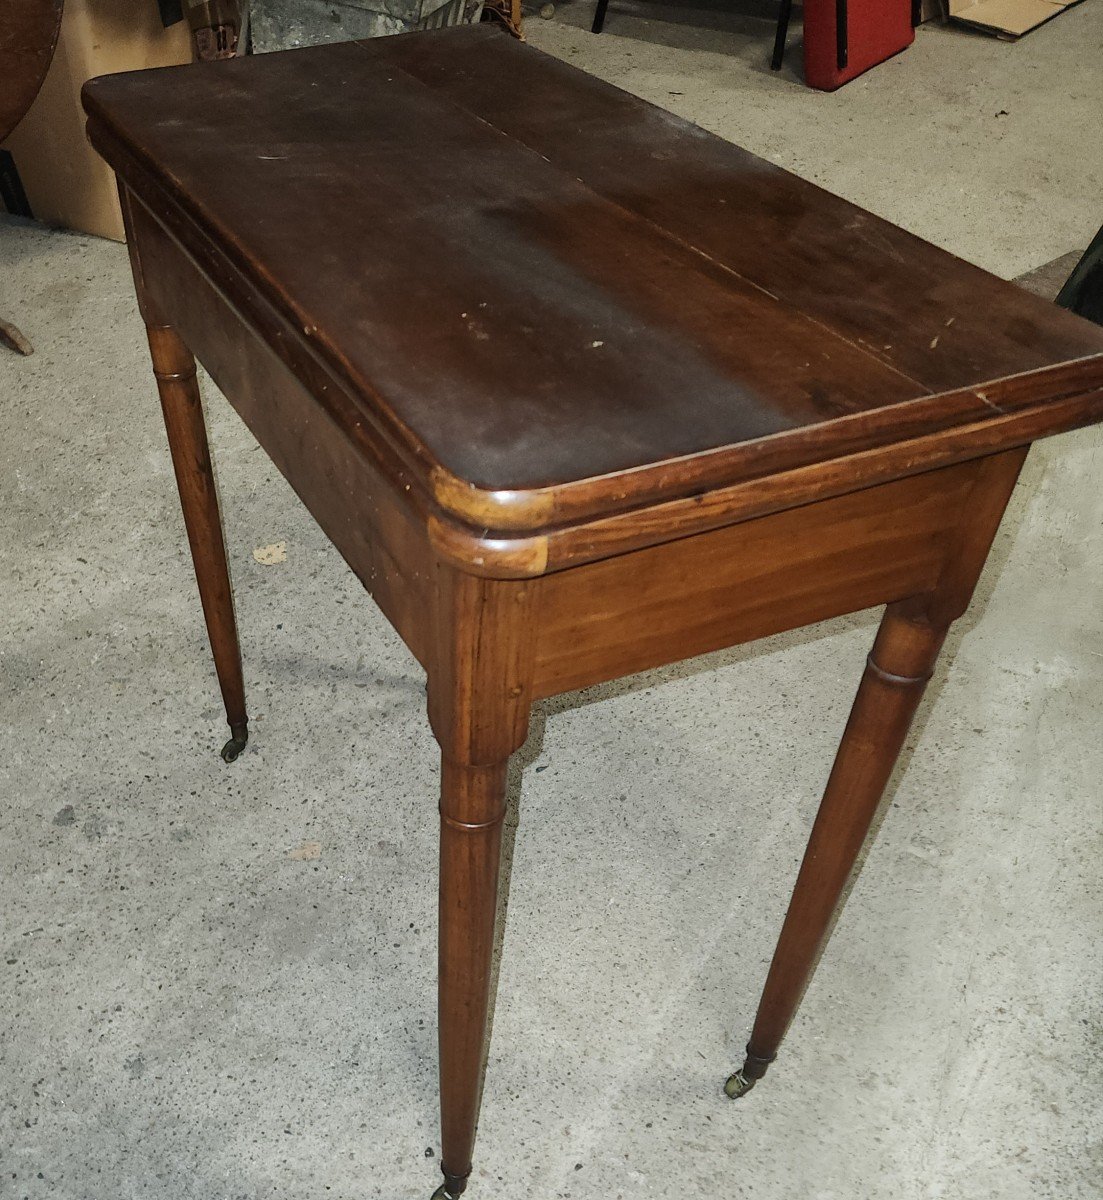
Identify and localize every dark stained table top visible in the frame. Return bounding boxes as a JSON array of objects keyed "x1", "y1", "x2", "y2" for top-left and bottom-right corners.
[{"x1": 83, "y1": 26, "x2": 1103, "y2": 534}]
